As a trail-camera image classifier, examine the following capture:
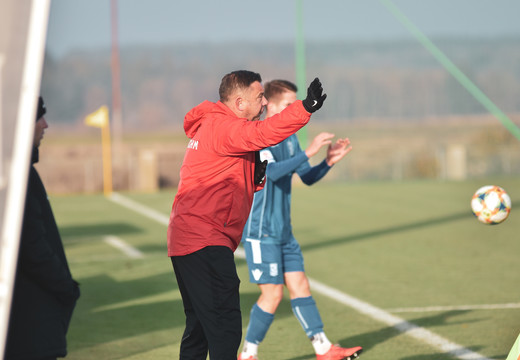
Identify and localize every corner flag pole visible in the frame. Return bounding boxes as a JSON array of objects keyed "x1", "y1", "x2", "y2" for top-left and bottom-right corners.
[
  {"x1": 295, "y1": 0, "x2": 308, "y2": 148},
  {"x1": 101, "y1": 118, "x2": 113, "y2": 197},
  {"x1": 380, "y1": 0, "x2": 520, "y2": 141},
  {"x1": 85, "y1": 106, "x2": 113, "y2": 196}
]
